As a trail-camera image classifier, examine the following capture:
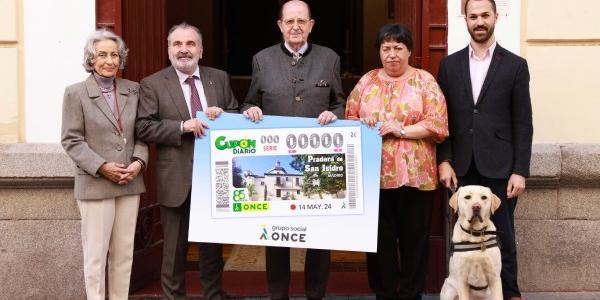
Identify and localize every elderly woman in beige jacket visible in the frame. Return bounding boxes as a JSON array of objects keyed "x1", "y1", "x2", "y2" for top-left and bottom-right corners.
[{"x1": 61, "y1": 28, "x2": 147, "y2": 300}]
